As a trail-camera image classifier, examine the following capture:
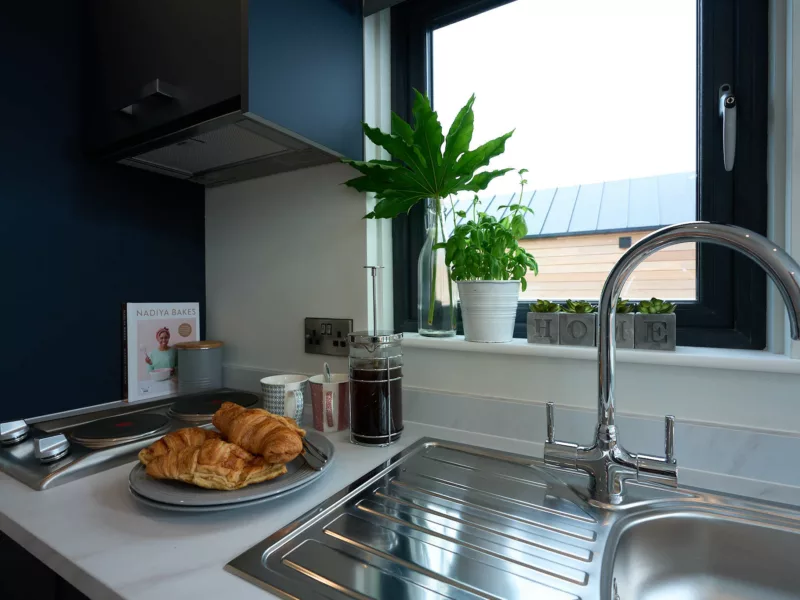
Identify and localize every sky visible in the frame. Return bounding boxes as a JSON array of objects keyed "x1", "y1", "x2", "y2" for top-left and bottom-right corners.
[{"x1": 432, "y1": 0, "x2": 697, "y2": 194}]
